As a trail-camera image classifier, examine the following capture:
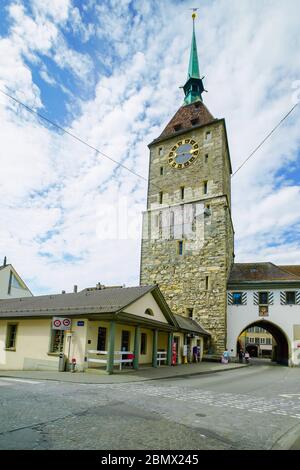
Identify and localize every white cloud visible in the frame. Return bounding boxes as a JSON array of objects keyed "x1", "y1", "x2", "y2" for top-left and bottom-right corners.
[{"x1": 0, "y1": 0, "x2": 300, "y2": 295}]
